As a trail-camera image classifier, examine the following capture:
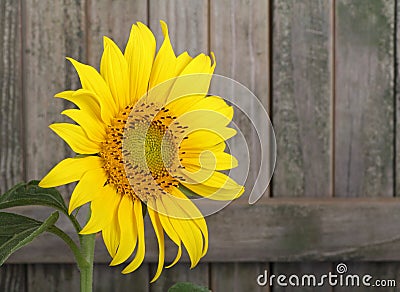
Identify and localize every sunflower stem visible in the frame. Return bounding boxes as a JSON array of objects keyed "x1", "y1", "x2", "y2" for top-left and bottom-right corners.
[{"x1": 79, "y1": 233, "x2": 95, "y2": 292}]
